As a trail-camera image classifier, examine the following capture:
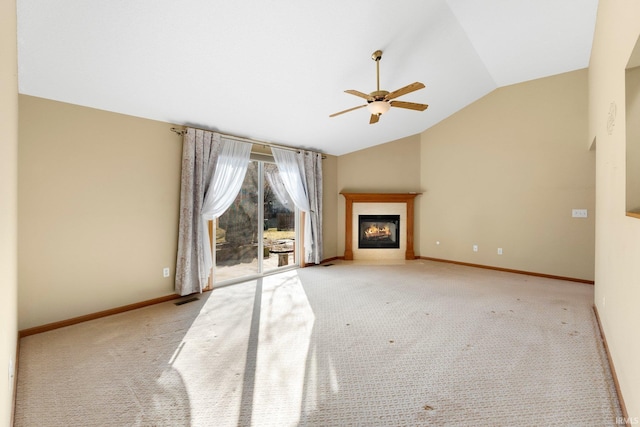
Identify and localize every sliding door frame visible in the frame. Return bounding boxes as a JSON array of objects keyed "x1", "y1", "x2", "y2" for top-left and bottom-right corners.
[{"x1": 210, "y1": 158, "x2": 301, "y2": 287}]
